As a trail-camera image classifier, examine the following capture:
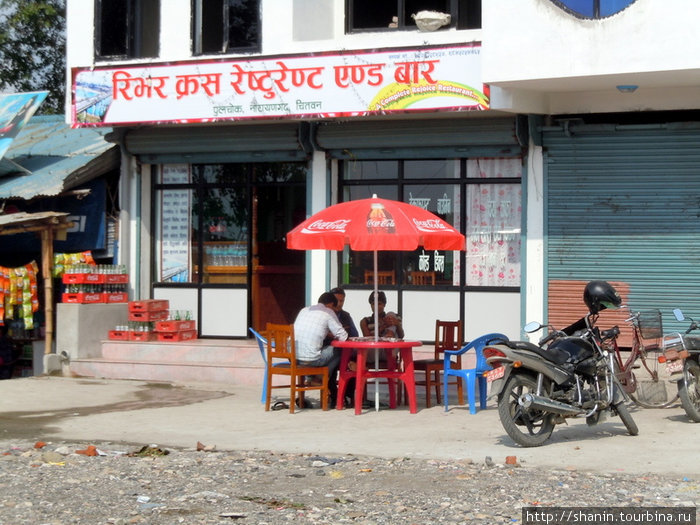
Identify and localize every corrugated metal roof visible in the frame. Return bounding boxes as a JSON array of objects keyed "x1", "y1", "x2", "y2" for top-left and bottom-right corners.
[
  {"x1": 0, "y1": 211, "x2": 72, "y2": 235},
  {"x1": 0, "y1": 115, "x2": 118, "y2": 199}
]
